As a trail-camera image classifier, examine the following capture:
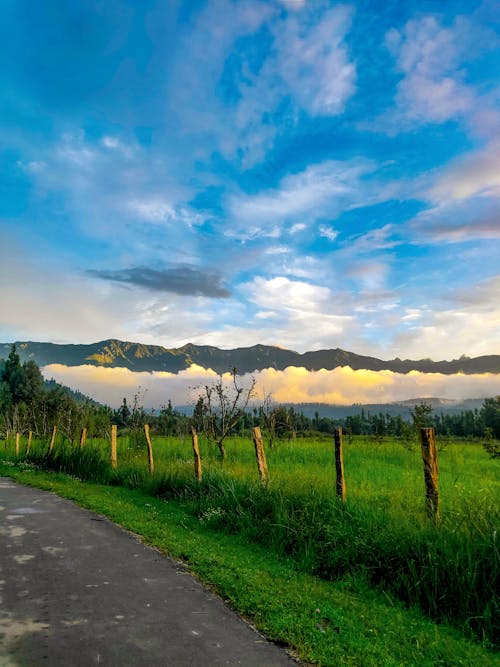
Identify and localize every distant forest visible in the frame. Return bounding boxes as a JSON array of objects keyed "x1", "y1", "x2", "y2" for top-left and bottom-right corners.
[{"x1": 1, "y1": 345, "x2": 499, "y2": 443}]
